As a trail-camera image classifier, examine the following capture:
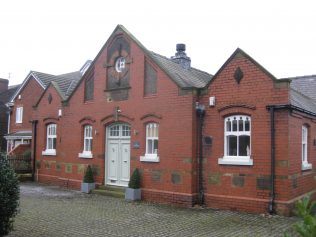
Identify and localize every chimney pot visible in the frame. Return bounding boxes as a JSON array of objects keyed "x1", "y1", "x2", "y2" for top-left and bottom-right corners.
[
  {"x1": 176, "y1": 44, "x2": 186, "y2": 52},
  {"x1": 171, "y1": 43, "x2": 191, "y2": 69}
]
